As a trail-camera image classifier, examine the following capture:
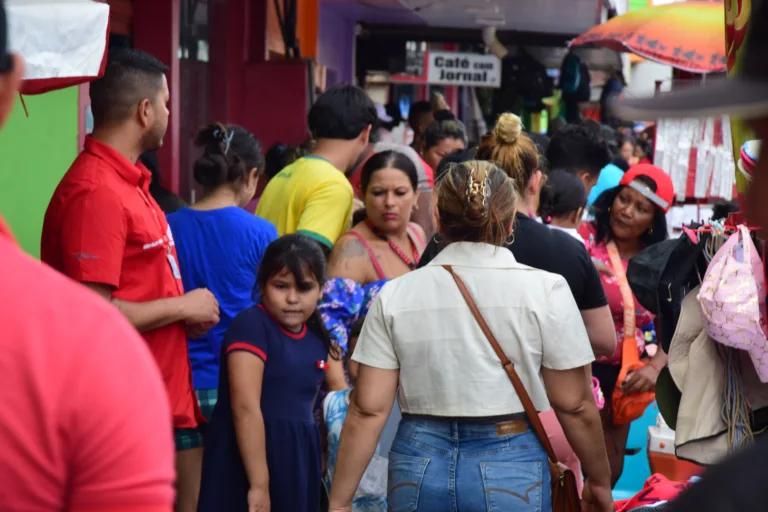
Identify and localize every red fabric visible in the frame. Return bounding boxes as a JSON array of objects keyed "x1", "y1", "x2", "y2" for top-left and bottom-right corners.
[
  {"x1": 614, "y1": 474, "x2": 694, "y2": 511},
  {"x1": 18, "y1": 17, "x2": 110, "y2": 95},
  {"x1": 41, "y1": 137, "x2": 203, "y2": 429},
  {"x1": 578, "y1": 222, "x2": 655, "y2": 365},
  {"x1": 0, "y1": 226, "x2": 174, "y2": 510},
  {"x1": 620, "y1": 163, "x2": 675, "y2": 212}
]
